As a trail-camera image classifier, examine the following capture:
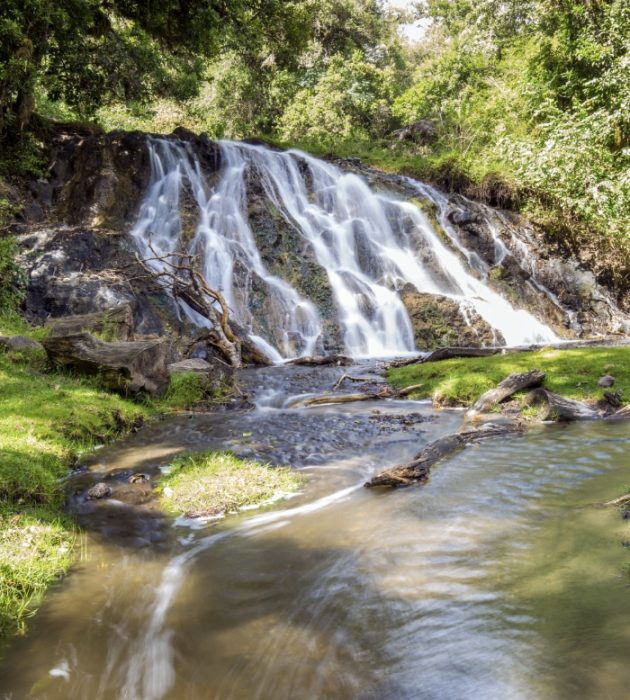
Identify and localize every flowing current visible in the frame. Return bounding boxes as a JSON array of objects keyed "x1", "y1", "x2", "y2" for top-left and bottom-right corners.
[
  {"x1": 1, "y1": 363, "x2": 629, "y2": 699},
  {"x1": 130, "y1": 139, "x2": 557, "y2": 360}
]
